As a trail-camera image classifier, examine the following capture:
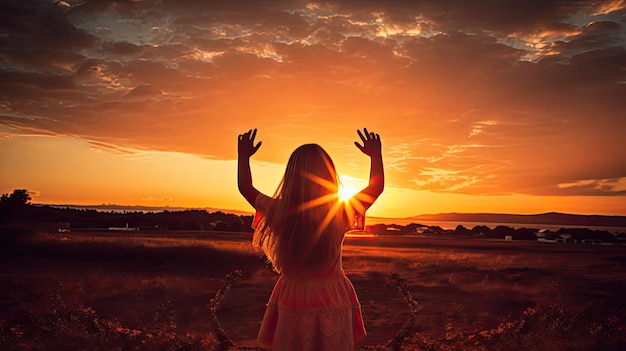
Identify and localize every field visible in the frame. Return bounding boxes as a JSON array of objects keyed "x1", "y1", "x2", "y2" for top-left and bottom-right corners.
[{"x1": 1, "y1": 231, "x2": 625, "y2": 350}]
